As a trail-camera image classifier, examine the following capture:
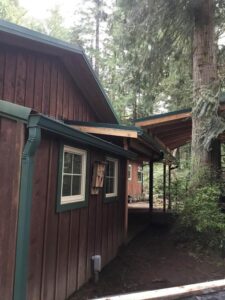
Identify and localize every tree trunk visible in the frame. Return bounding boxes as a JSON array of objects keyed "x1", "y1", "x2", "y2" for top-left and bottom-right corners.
[
  {"x1": 95, "y1": 0, "x2": 100, "y2": 76},
  {"x1": 191, "y1": 0, "x2": 218, "y2": 179}
]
